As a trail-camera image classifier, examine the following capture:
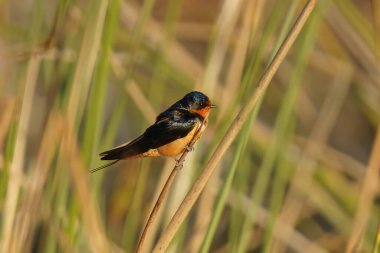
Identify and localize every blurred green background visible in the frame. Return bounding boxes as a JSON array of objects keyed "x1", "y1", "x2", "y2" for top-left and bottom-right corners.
[{"x1": 0, "y1": 0, "x2": 379, "y2": 252}]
